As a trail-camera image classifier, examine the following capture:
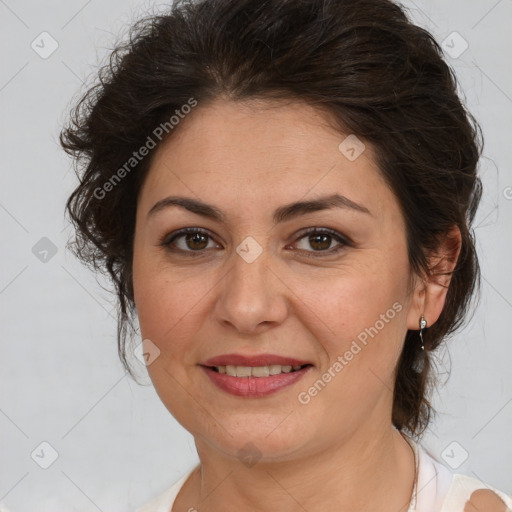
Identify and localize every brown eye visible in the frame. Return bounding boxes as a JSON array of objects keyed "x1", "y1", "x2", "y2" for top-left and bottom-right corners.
[
  {"x1": 161, "y1": 228, "x2": 219, "y2": 254},
  {"x1": 307, "y1": 233, "x2": 333, "y2": 251},
  {"x1": 293, "y1": 228, "x2": 349, "y2": 256},
  {"x1": 184, "y1": 232, "x2": 209, "y2": 250}
]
